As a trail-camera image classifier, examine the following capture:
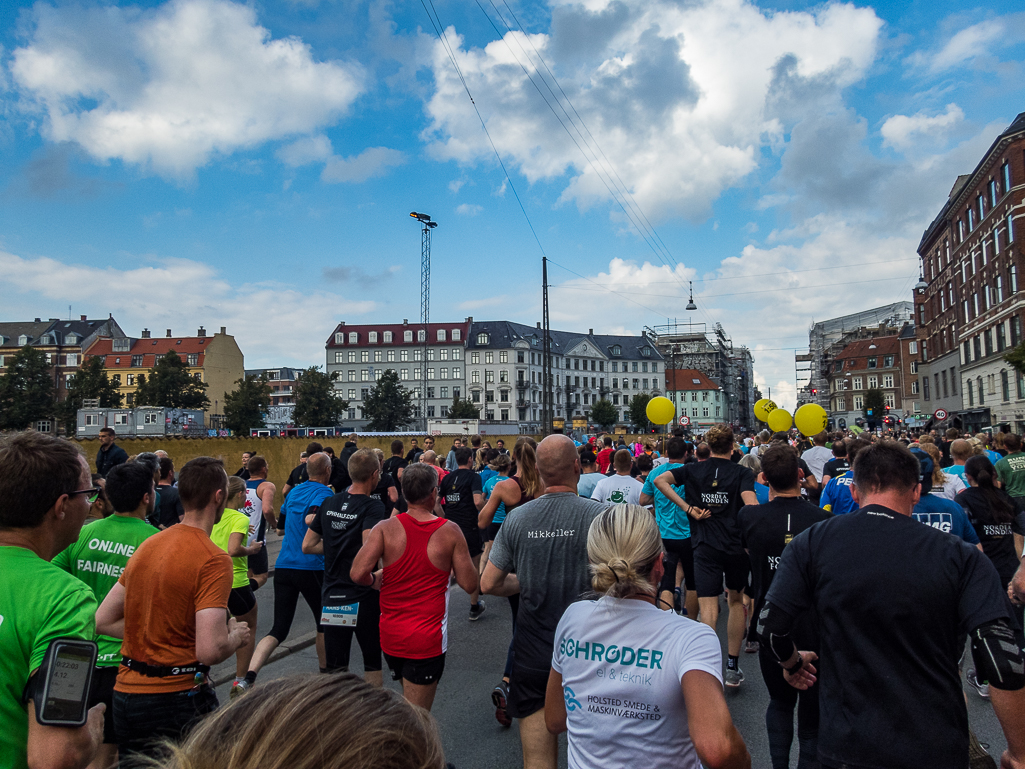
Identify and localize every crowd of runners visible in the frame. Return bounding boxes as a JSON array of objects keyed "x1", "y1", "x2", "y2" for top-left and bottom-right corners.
[{"x1": 3, "y1": 422, "x2": 1025, "y2": 769}]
